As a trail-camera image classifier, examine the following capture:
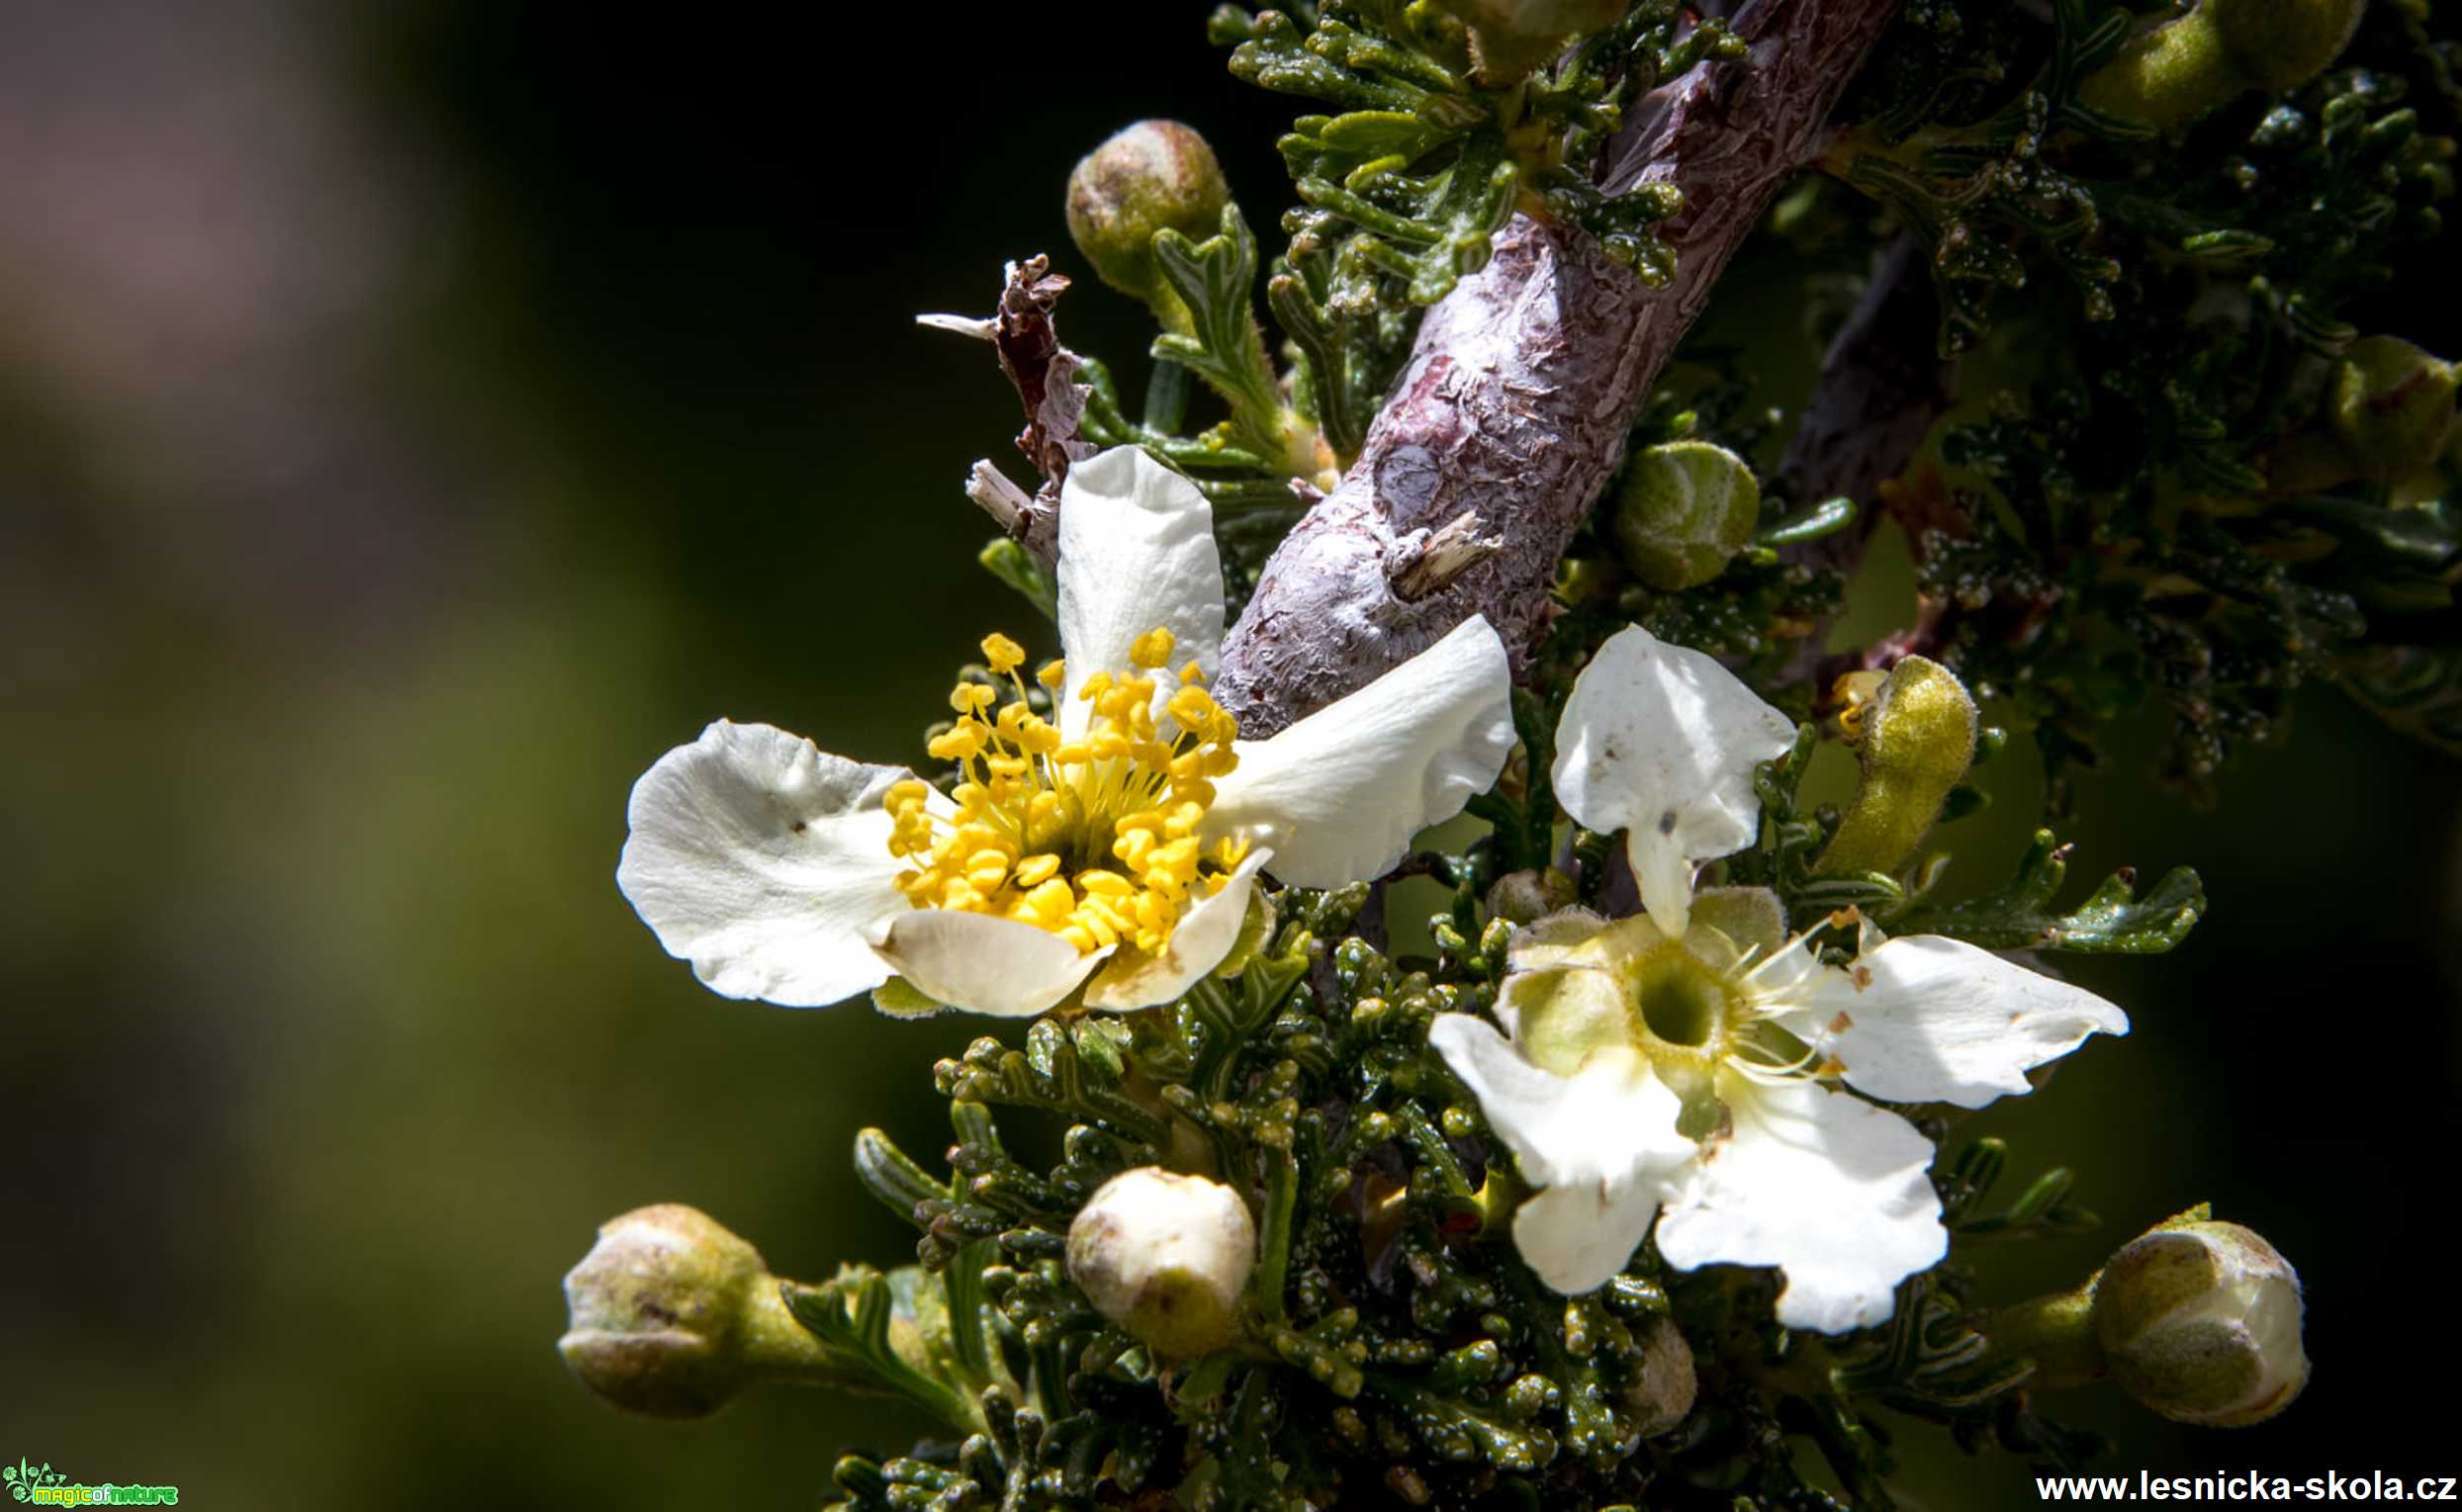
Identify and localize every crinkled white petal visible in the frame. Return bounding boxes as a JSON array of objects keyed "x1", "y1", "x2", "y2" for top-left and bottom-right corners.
[
  {"x1": 617, "y1": 720, "x2": 913, "y2": 1008},
  {"x1": 1550, "y1": 626, "x2": 1796, "y2": 937},
  {"x1": 1054, "y1": 447, "x2": 1226, "y2": 740},
  {"x1": 1204, "y1": 616, "x2": 1513, "y2": 888},
  {"x1": 1080, "y1": 849, "x2": 1273, "y2": 1012},
  {"x1": 1654, "y1": 1078, "x2": 1945, "y2": 1333},
  {"x1": 1797, "y1": 934, "x2": 2131, "y2": 1110},
  {"x1": 1427, "y1": 1015, "x2": 1692, "y2": 1192},
  {"x1": 1512, "y1": 1178, "x2": 1670, "y2": 1295},
  {"x1": 872, "y1": 910, "x2": 1104, "y2": 1019}
]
